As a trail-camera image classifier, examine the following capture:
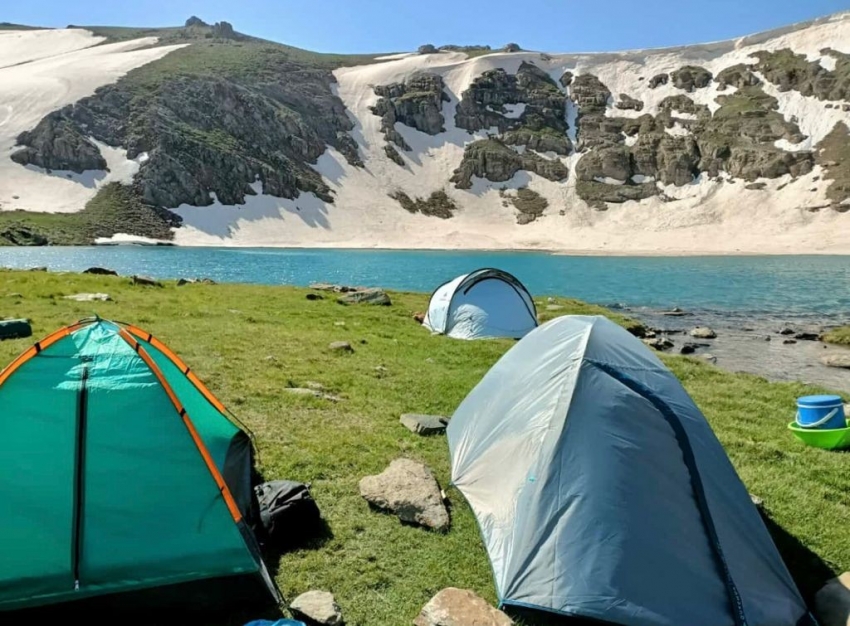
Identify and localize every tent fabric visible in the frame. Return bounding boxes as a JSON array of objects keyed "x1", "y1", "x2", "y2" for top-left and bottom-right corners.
[
  {"x1": 447, "y1": 315, "x2": 813, "y2": 626},
  {"x1": 423, "y1": 268, "x2": 538, "y2": 340},
  {"x1": 0, "y1": 318, "x2": 280, "y2": 613}
]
